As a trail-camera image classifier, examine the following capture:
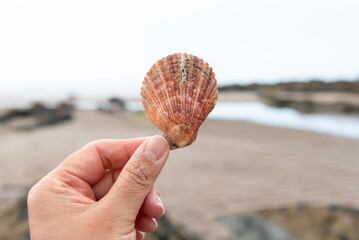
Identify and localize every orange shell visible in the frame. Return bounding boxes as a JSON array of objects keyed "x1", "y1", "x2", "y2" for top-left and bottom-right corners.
[{"x1": 141, "y1": 53, "x2": 218, "y2": 149}]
